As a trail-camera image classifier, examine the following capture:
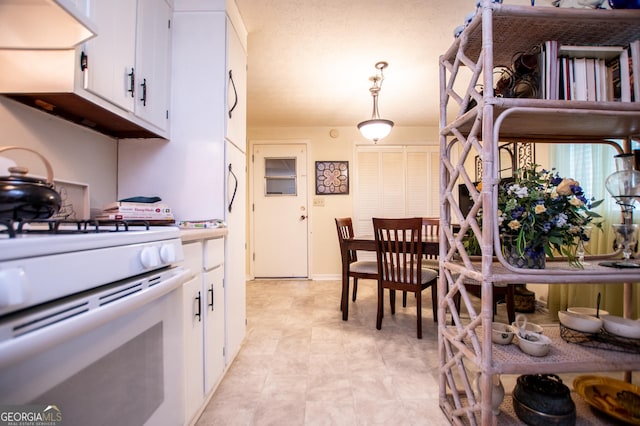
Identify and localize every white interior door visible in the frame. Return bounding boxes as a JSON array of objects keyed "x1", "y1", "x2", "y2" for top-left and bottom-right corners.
[{"x1": 252, "y1": 144, "x2": 308, "y2": 277}]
